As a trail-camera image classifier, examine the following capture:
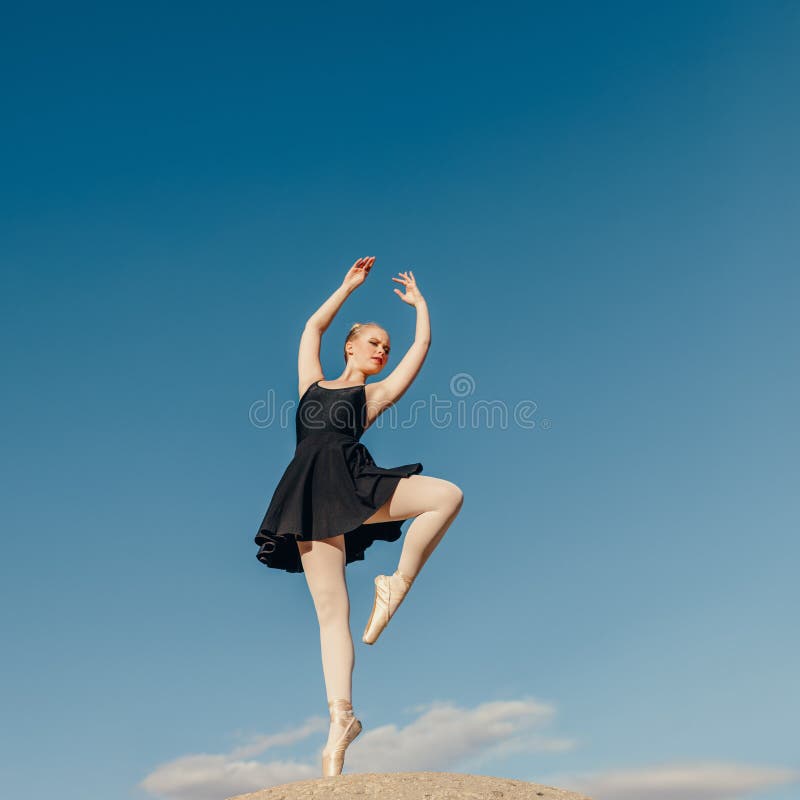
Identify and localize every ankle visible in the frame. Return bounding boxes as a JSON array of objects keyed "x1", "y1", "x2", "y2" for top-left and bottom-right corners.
[
  {"x1": 393, "y1": 568, "x2": 416, "y2": 588},
  {"x1": 328, "y1": 698, "x2": 355, "y2": 720}
]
